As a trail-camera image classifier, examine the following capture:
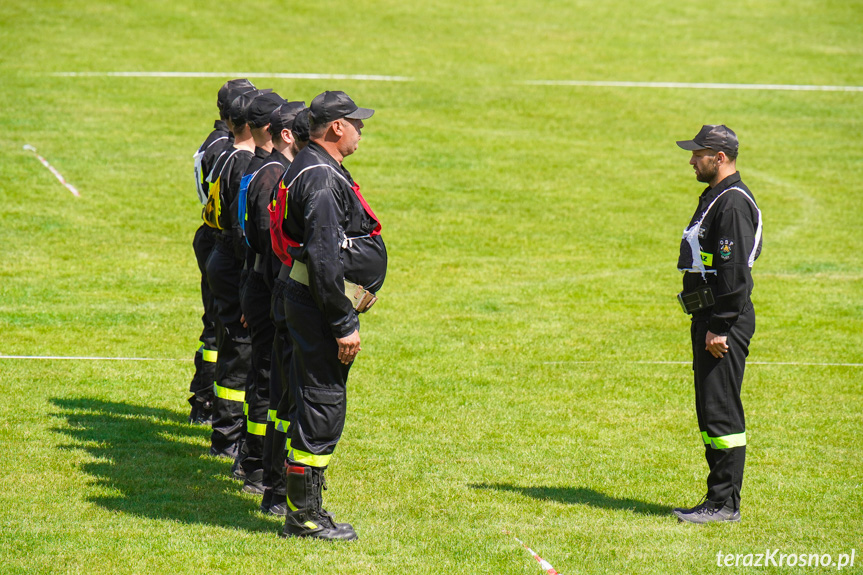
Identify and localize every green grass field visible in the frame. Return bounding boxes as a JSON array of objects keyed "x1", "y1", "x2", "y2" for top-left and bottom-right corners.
[{"x1": 1, "y1": 1, "x2": 862, "y2": 573}]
